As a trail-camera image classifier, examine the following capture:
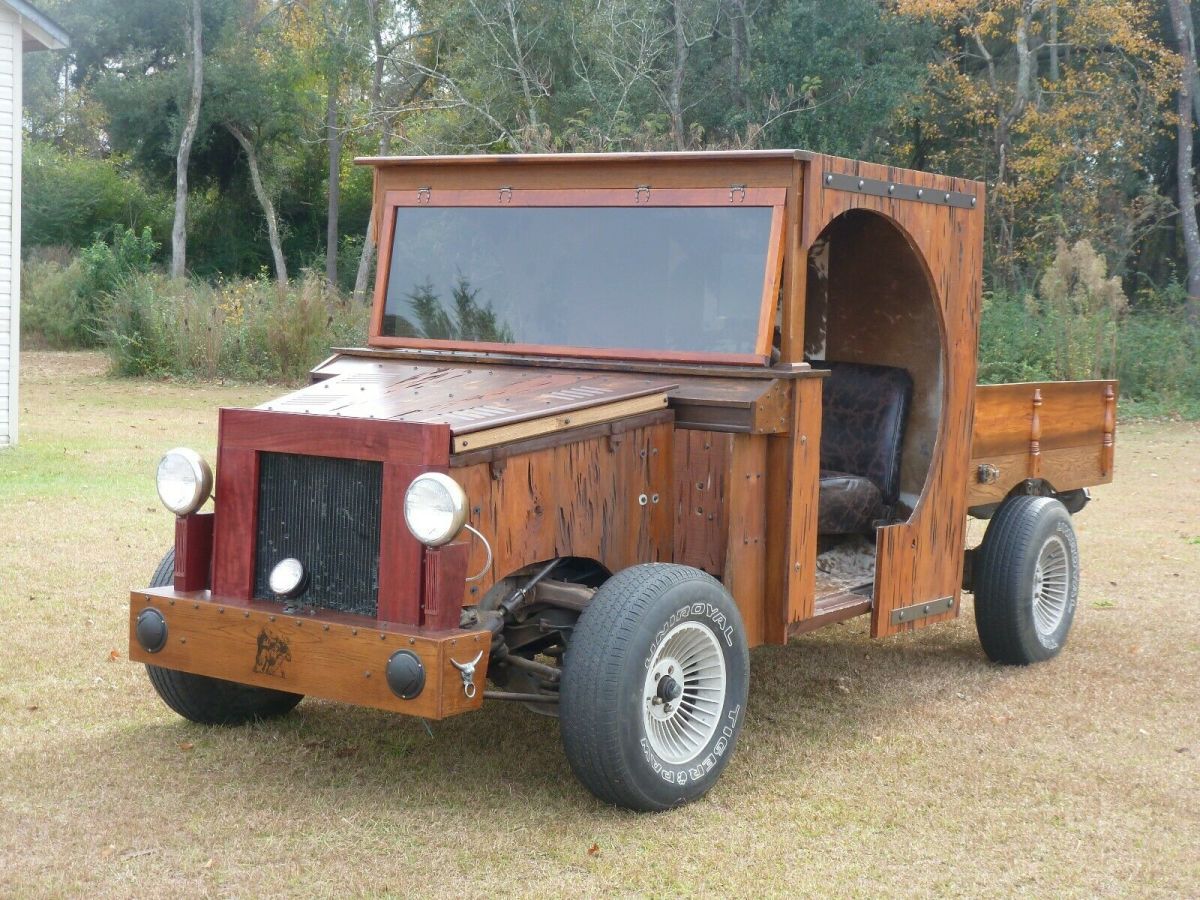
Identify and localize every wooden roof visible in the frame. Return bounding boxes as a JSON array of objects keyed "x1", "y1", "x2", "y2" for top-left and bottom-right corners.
[{"x1": 356, "y1": 149, "x2": 811, "y2": 167}]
